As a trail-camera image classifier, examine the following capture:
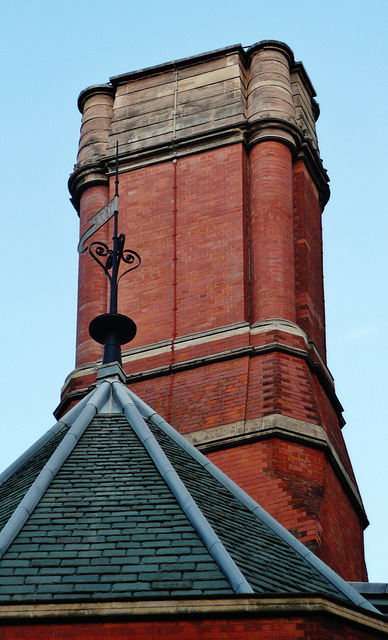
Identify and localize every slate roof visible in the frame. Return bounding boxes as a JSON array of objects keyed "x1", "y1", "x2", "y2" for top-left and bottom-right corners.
[{"x1": 0, "y1": 373, "x2": 376, "y2": 610}]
